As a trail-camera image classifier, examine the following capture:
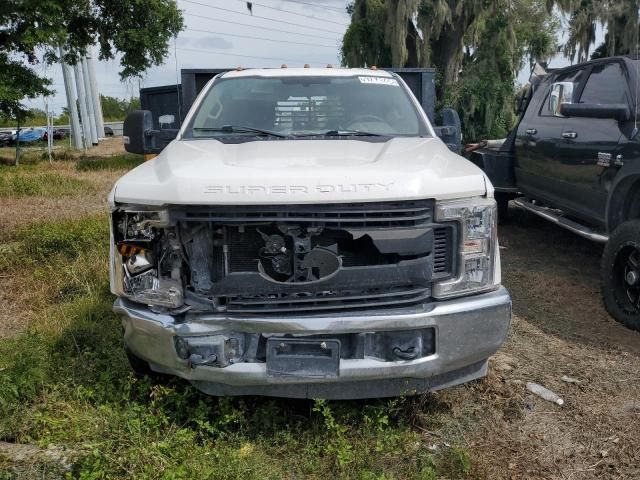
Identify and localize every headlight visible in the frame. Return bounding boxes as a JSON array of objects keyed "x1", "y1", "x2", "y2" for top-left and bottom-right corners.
[
  {"x1": 109, "y1": 208, "x2": 184, "y2": 309},
  {"x1": 433, "y1": 197, "x2": 498, "y2": 298}
]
